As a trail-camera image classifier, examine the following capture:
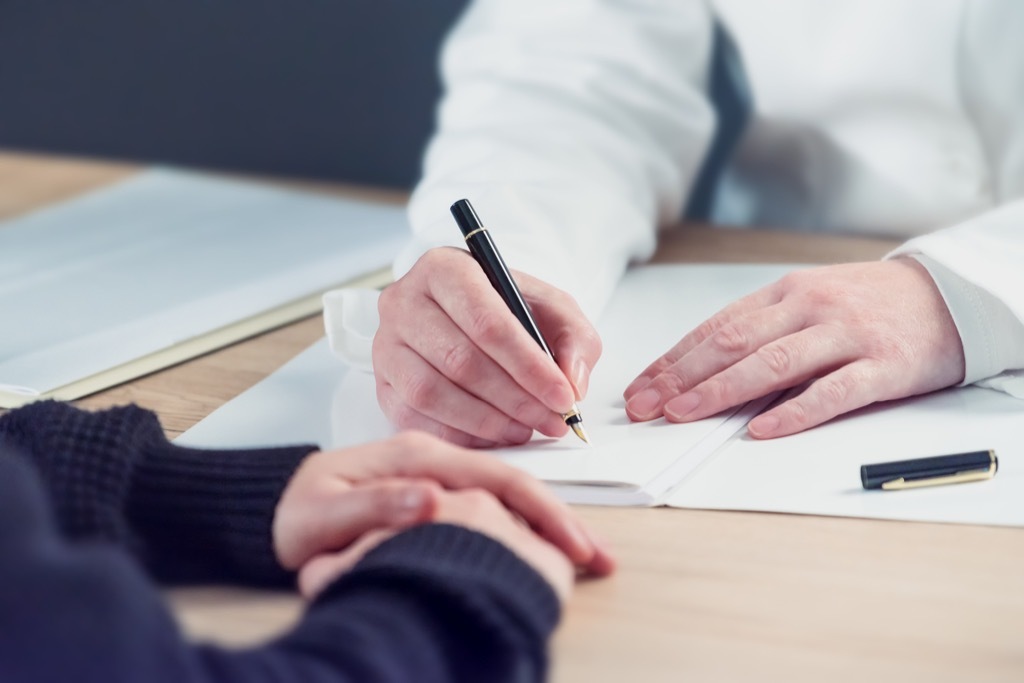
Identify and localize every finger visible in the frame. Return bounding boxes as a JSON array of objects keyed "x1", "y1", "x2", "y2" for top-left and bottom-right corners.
[
  {"x1": 298, "y1": 530, "x2": 395, "y2": 599},
  {"x1": 662, "y1": 324, "x2": 851, "y2": 423},
  {"x1": 281, "y1": 480, "x2": 439, "y2": 570},
  {"x1": 517, "y1": 270, "x2": 603, "y2": 400},
  {"x1": 626, "y1": 301, "x2": 804, "y2": 421},
  {"x1": 356, "y1": 433, "x2": 610, "y2": 572},
  {"x1": 427, "y1": 253, "x2": 577, "y2": 414},
  {"x1": 376, "y1": 344, "x2": 565, "y2": 444},
  {"x1": 433, "y1": 490, "x2": 575, "y2": 601},
  {"x1": 377, "y1": 380, "x2": 502, "y2": 448},
  {"x1": 574, "y1": 525, "x2": 616, "y2": 577},
  {"x1": 747, "y1": 359, "x2": 887, "y2": 439},
  {"x1": 623, "y1": 283, "x2": 783, "y2": 400},
  {"x1": 383, "y1": 298, "x2": 572, "y2": 437}
]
